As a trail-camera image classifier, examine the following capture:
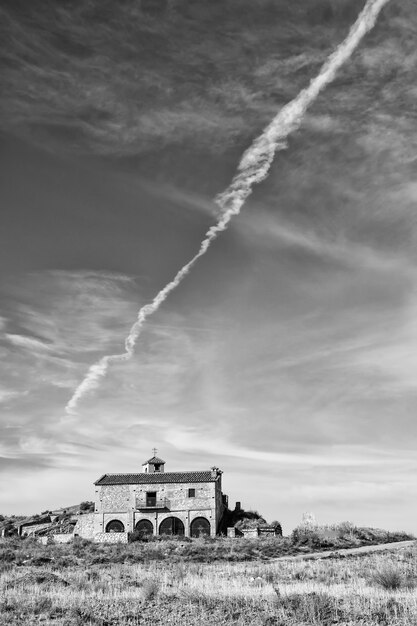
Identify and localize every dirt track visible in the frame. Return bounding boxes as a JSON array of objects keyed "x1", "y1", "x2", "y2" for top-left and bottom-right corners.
[{"x1": 275, "y1": 540, "x2": 416, "y2": 561}]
